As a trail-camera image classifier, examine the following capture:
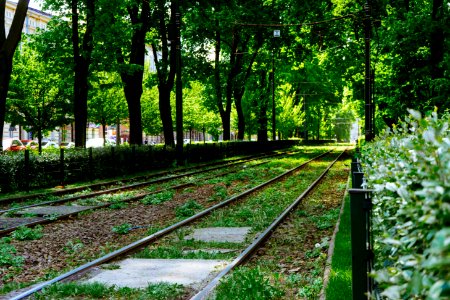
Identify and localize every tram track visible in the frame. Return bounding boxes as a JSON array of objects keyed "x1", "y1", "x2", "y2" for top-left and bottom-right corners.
[
  {"x1": 0, "y1": 152, "x2": 286, "y2": 234},
  {"x1": 0, "y1": 151, "x2": 310, "y2": 218},
  {"x1": 4, "y1": 149, "x2": 344, "y2": 300},
  {"x1": 190, "y1": 150, "x2": 347, "y2": 299},
  {"x1": 0, "y1": 158, "x2": 278, "y2": 237},
  {"x1": 0, "y1": 149, "x2": 291, "y2": 207}
]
